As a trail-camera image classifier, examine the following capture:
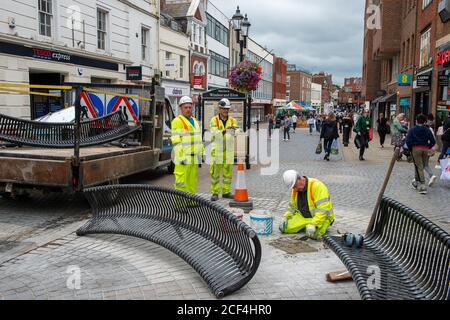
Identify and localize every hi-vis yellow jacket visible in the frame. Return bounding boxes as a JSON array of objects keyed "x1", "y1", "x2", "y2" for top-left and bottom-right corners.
[
  {"x1": 209, "y1": 115, "x2": 239, "y2": 160},
  {"x1": 171, "y1": 115, "x2": 204, "y2": 164},
  {"x1": 287, "y1": 178, "x2": 335, "y2": 227}
]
